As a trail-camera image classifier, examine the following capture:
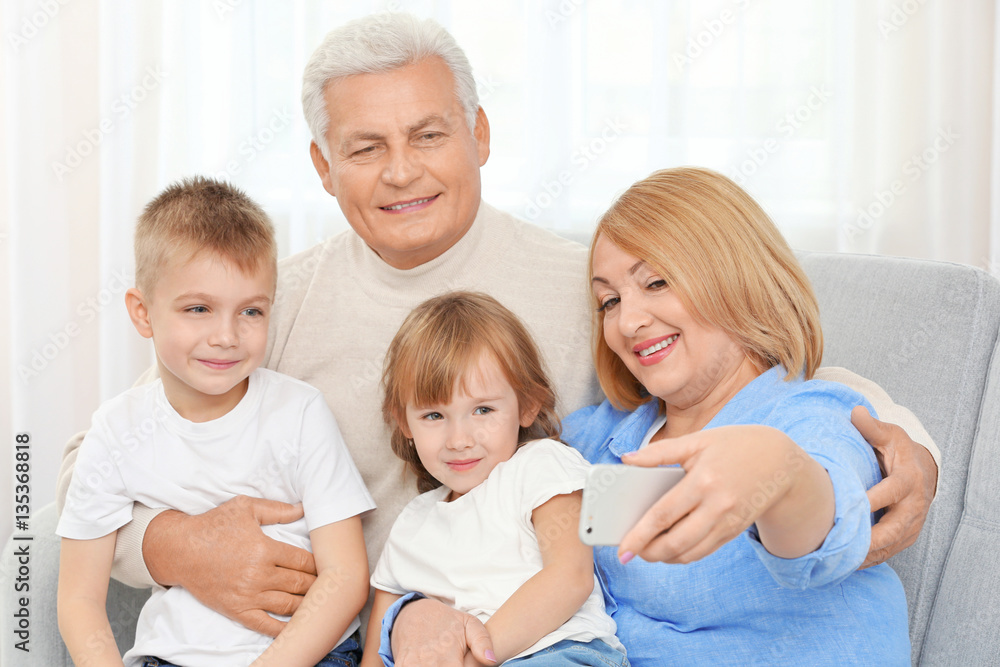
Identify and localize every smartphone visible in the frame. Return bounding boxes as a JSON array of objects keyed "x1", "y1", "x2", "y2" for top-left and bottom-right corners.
[{"x1": 579, "y1": 464, "x2": 686, "y2": 546}]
